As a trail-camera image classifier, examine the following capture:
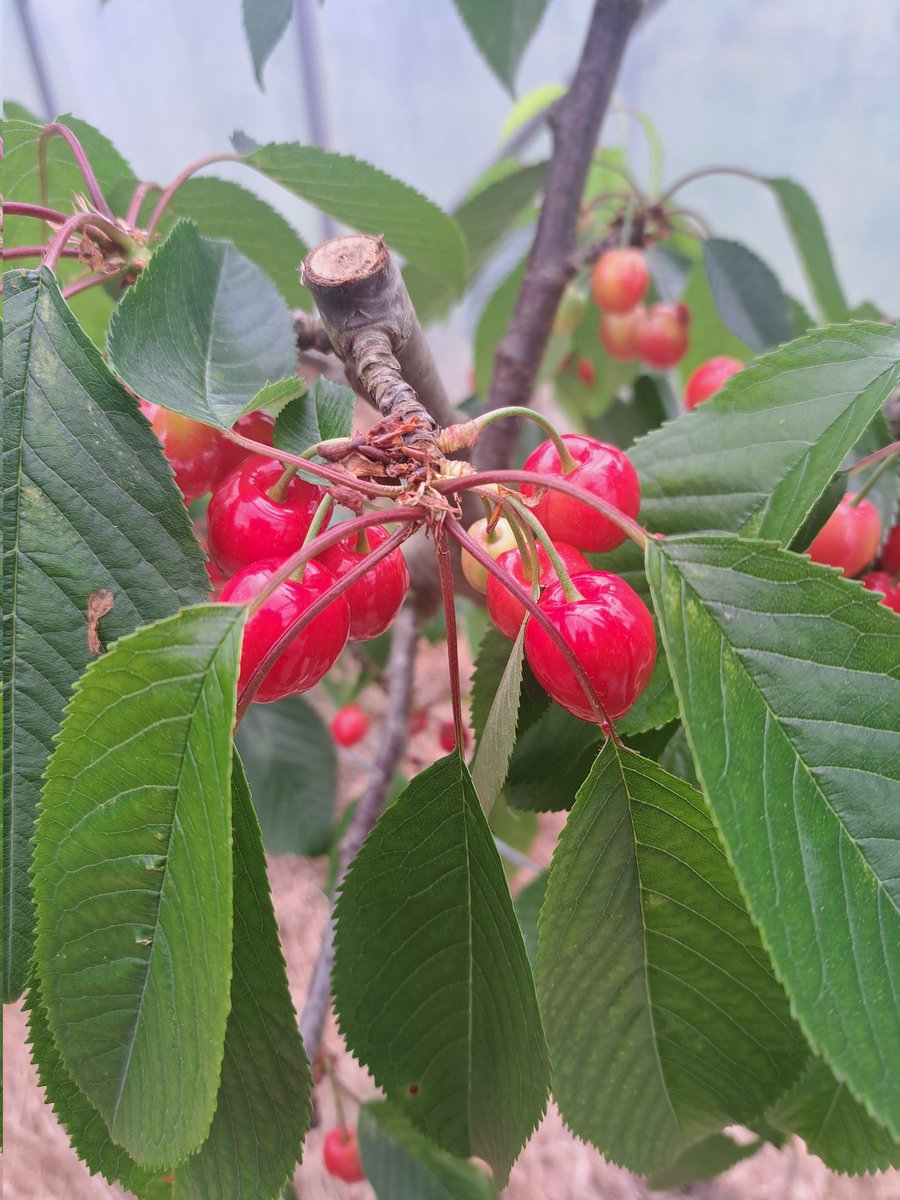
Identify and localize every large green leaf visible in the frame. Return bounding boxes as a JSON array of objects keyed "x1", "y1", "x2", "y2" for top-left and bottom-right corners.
[
  {"x1": 505, "y1": 704, "x2": 600, "y2": 811},
  {"x1": 702, "y1": 238, "x2": 793, "y2": 352},
  {"x1": 242, "y1": 0, "x2": 292, "y2": 86},
  {"x1": 768, "y1": 177, "x2": 849, "y2": 323},
  {"x1": 33, "y1": 605, "x2": 244, "y2": 1166},
  {"x1": 108, "y1": 221, "x2": 297, "y2": 428},
  {"x1": 235, "y1": 694, "x2": 336, "y2": 856},
  {"x1": 452, "y1": 0, "x2": 550, "y2": 92},
  {"x1": 333, "y1": 753, "x2": 550, "y2": 1184},
  {"x1": 2, "y1": 268, "x2": 208, "y2": 1001},
  {"x1": 538, "y1": 742, "x2": 805, "y2": 1174},
  {"x1": 358, "y1": 1101, "x2": 497, "y2": 1200},
  {"x1": 647, "y1": 535, "x2": 900, "y2": 1137},
  {"x1": 243, "y1": 142, "x2": 466, "y2": 289}
]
